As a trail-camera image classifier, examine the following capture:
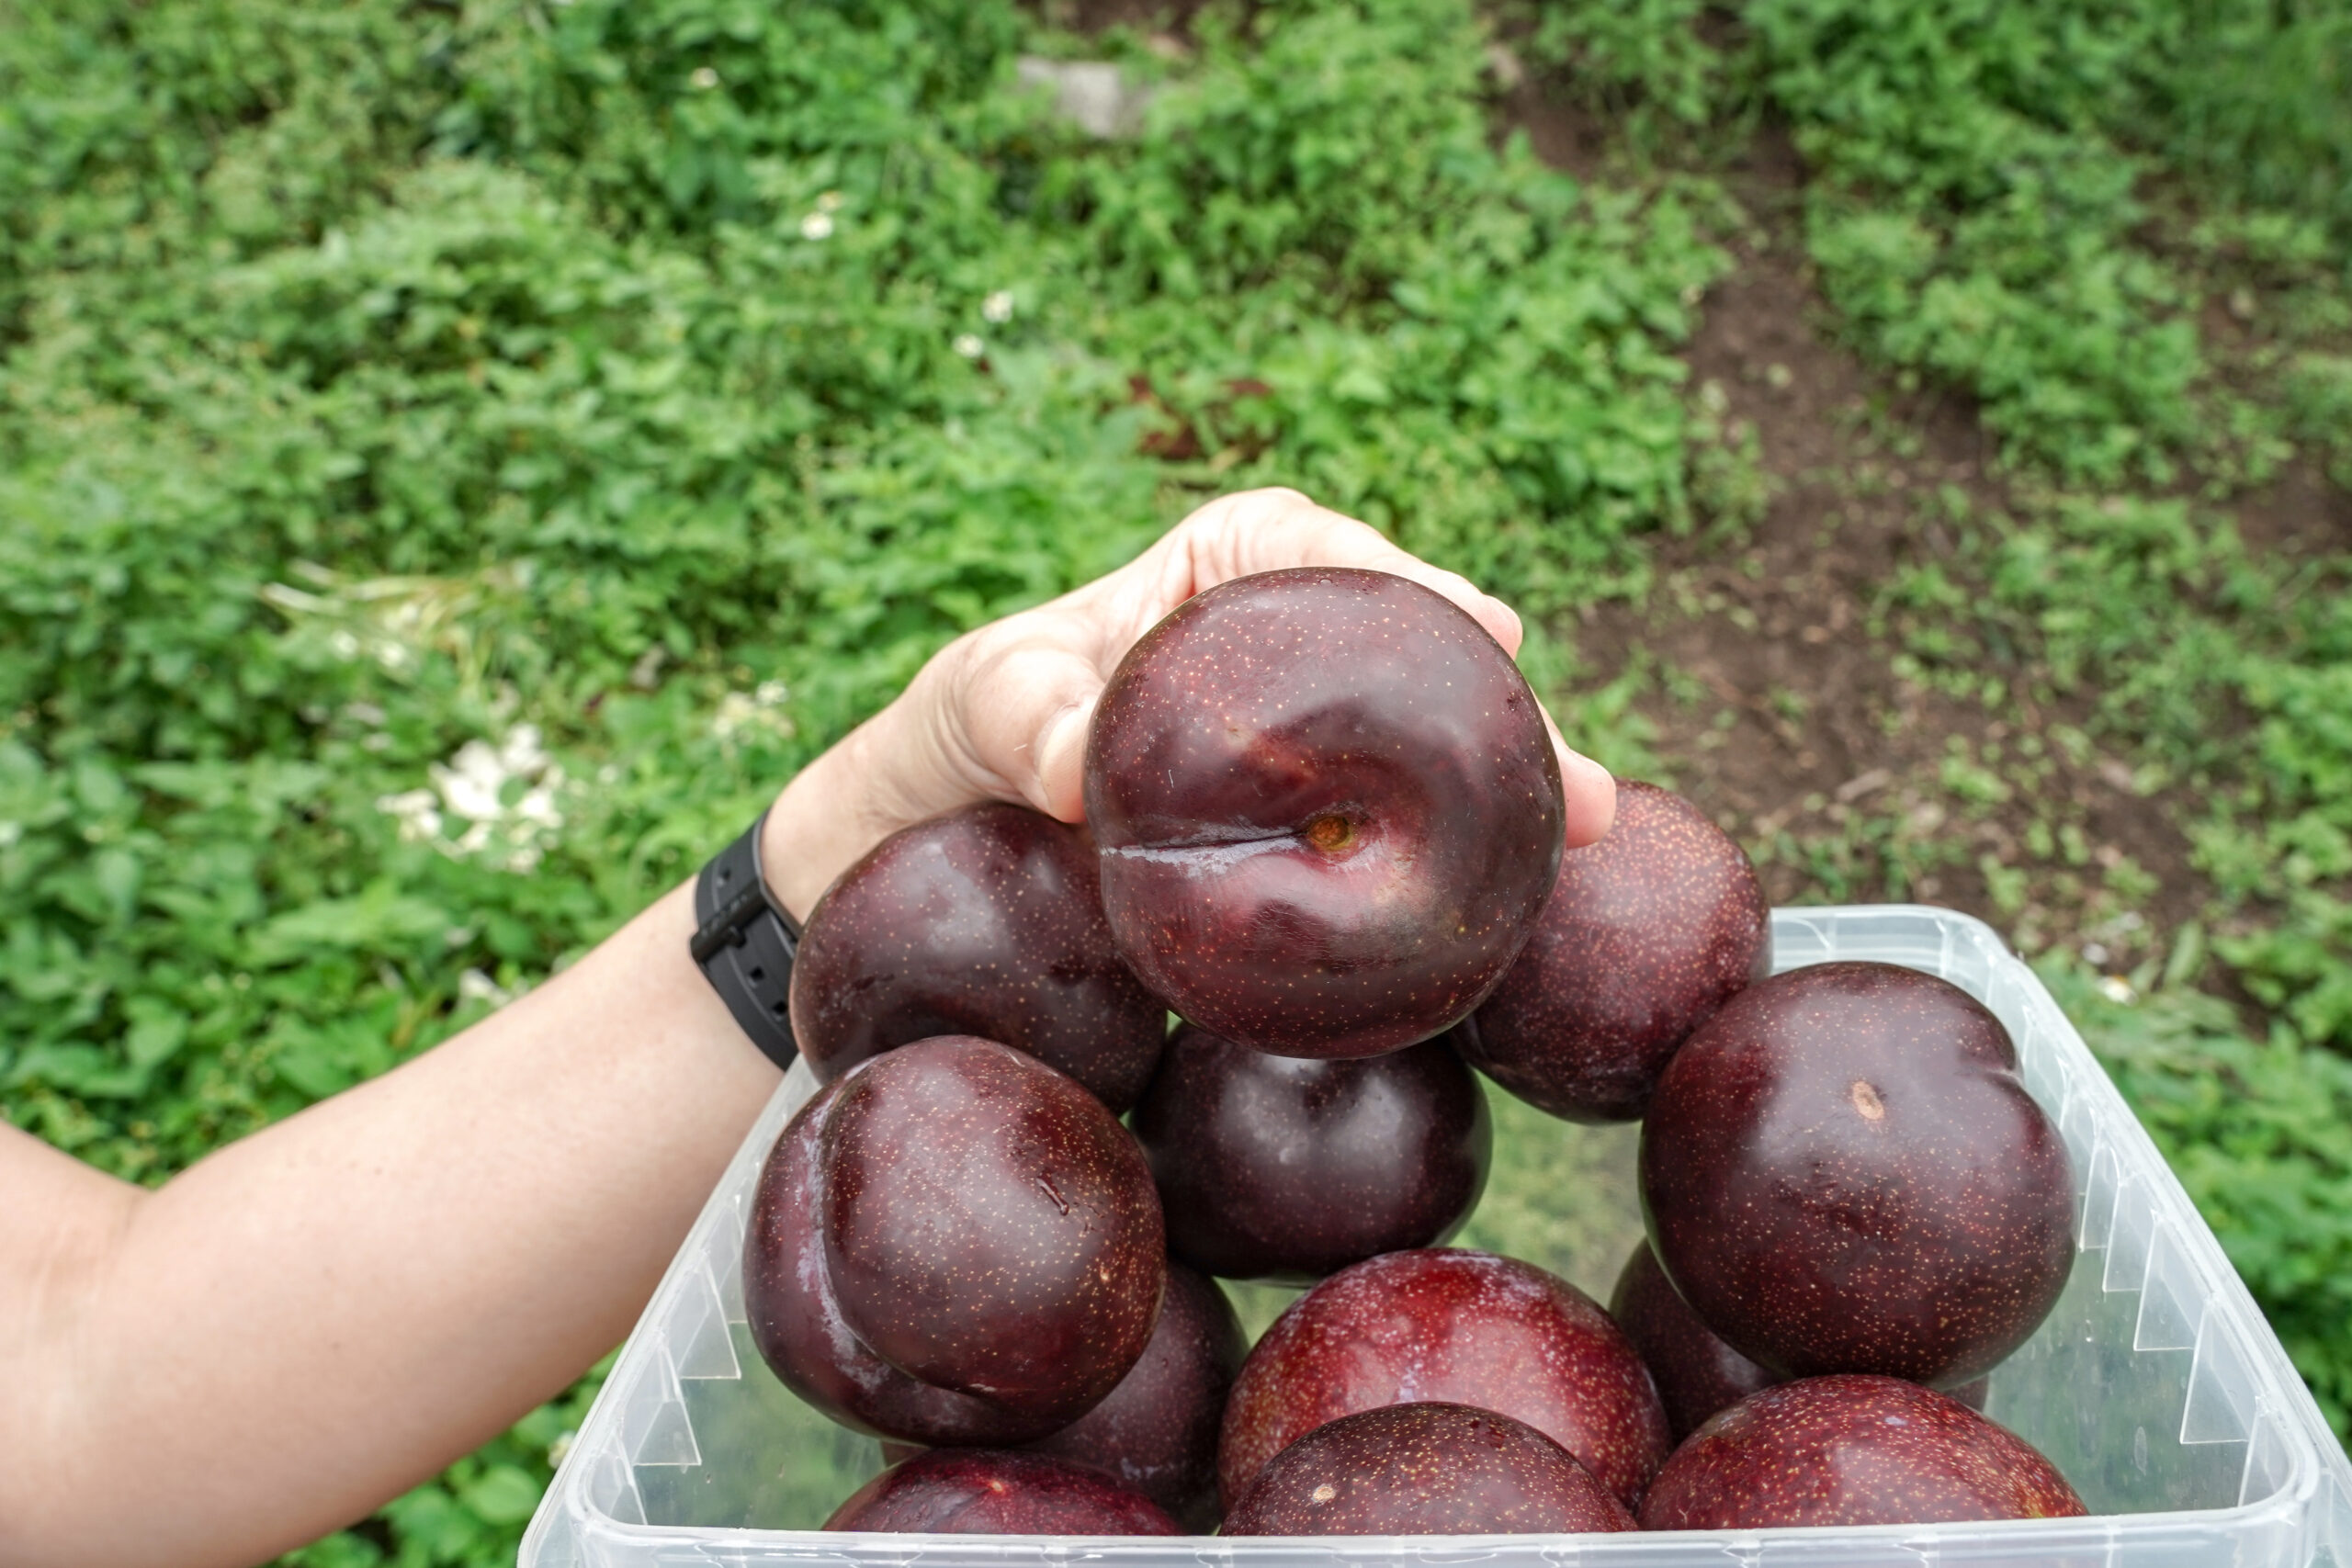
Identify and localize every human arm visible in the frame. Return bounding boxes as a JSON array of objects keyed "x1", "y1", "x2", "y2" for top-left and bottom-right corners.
[{"x1": 0, "y1": 489, "x2": 1613, "y2": 1567}]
